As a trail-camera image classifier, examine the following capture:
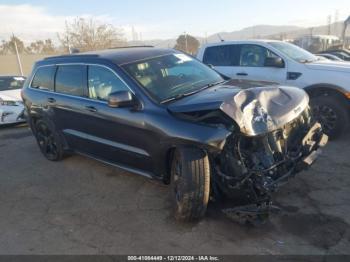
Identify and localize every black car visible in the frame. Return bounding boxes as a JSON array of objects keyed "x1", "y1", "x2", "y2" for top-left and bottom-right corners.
[
  {"x1": 316, "y1": 53, "x2": 344, "y2": 61},
  {"x1": 22, "y1": 47, "x2": 327, "y2": 223},
  {"x1": 319, "y1": 49, "x2": 350, "y2": 61},
  {"x1": 0, "y1": 75, "x2": 26, "y2": 91}
]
